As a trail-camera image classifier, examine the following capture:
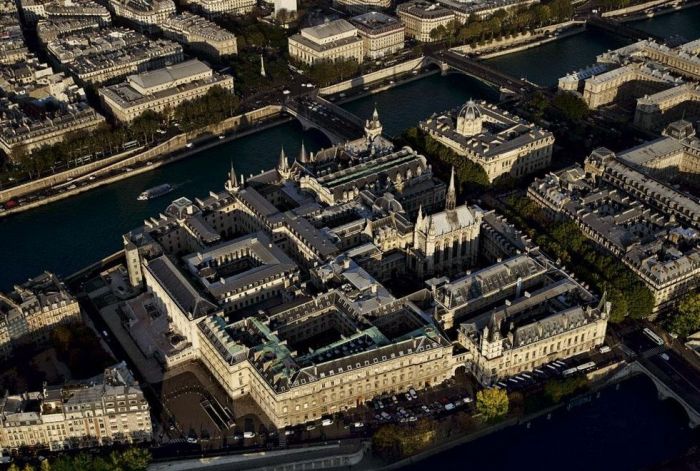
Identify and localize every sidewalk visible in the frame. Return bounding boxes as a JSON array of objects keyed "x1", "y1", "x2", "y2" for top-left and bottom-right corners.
[{"x1": 149, "y1": 442, "x2": 365, "y2": 471}]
